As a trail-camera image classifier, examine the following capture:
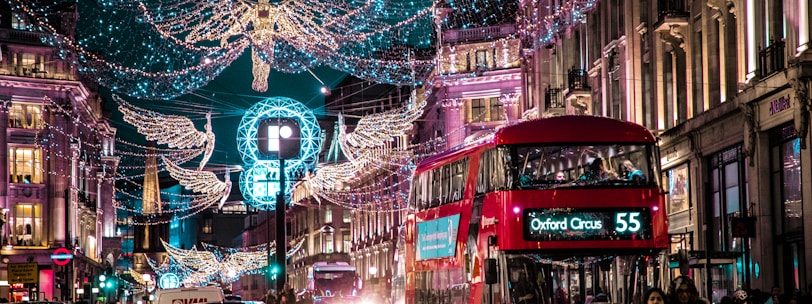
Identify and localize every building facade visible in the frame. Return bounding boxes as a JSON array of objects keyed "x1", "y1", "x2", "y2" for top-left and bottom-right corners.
[
  {"x1": 0, "y1": 2, "x2": 117, "y2": 301},
  {"x1": 520, "y1": 0, "x2": 812, "y2": 300}
]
